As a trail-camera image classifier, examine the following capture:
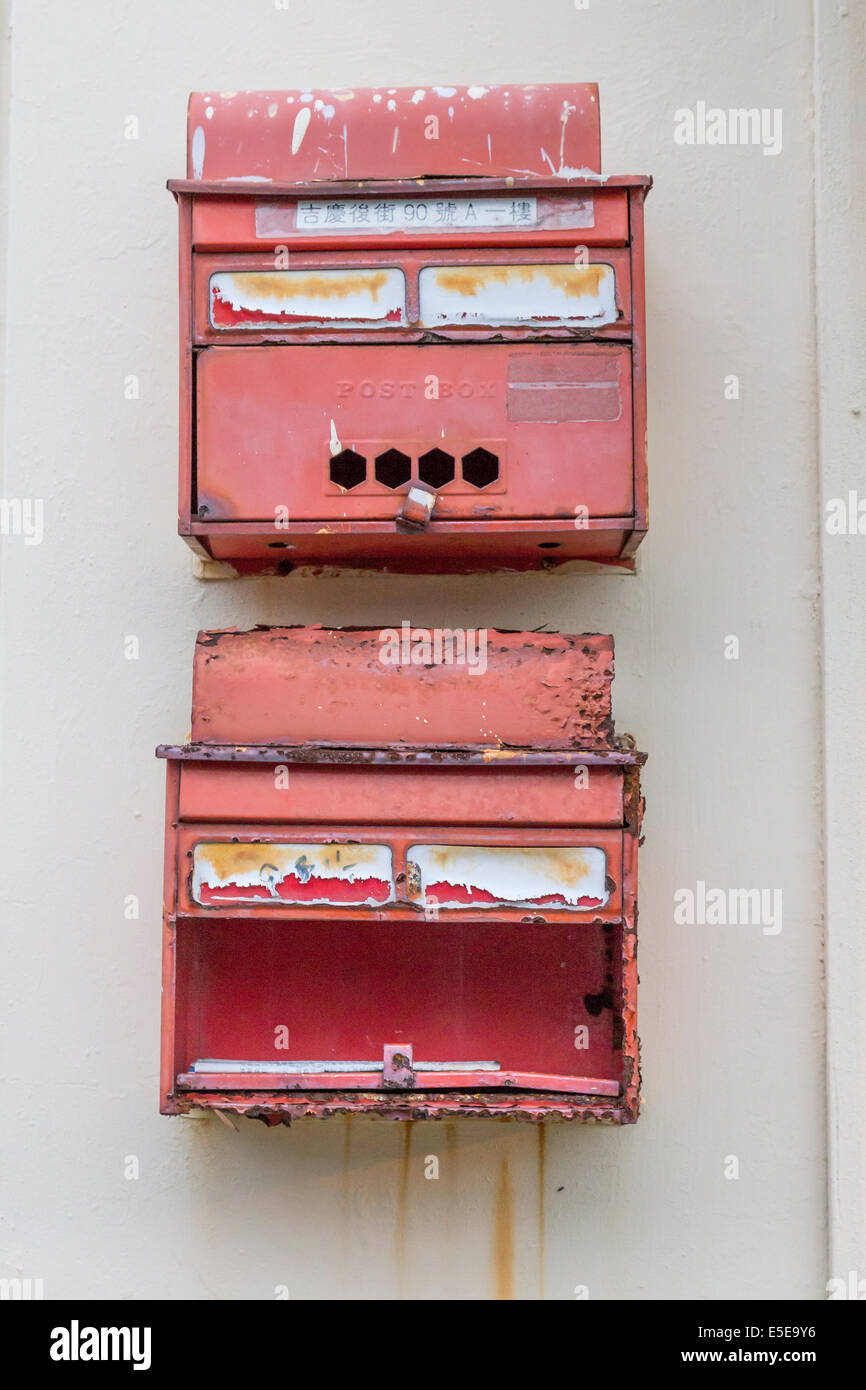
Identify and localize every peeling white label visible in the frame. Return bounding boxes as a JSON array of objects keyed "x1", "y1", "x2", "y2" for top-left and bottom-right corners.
[
  {"x1": 209, "y1": 268, "x2": 406, "y2": 328},
  {"x1": 193, "y1": 842, "x2": 395, "y2": 906},
  {"x1": 419, "y1": 263, "x2": 617, "y2": 327},
  {"x1": 407, "y1": 844, "x2": 609, "y2": 909},
  {"x1": 281, "y1": 196, "x2": 538, "y2": 234}
]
